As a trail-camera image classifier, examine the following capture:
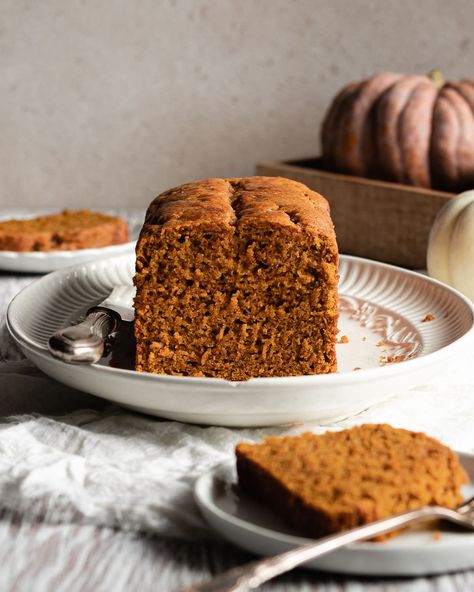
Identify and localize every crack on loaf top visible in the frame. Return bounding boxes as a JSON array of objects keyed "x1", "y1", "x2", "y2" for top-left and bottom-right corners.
[
  {"x1": 226, "y1": 178, "x2": 309, "y2": 231},
  {"x1": 226, "y1": 179, "x2": 249, "y2": 228},
  {"x1": 141, "y1": 177, "x2": 336, "y2": 248}
]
